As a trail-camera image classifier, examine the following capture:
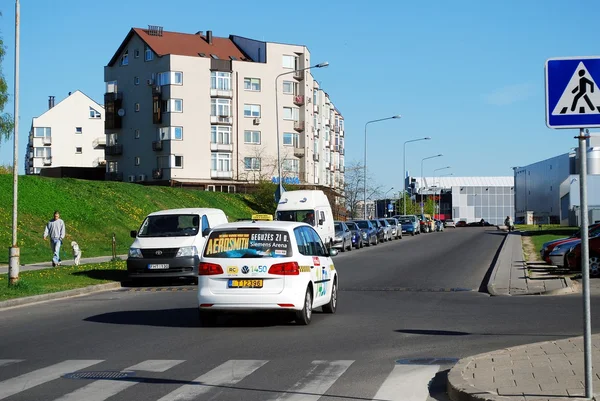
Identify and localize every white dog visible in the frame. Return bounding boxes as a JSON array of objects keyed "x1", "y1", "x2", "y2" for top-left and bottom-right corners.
[{"x1": 71, "y1": 241, "x2": 82, "y2": 266}]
